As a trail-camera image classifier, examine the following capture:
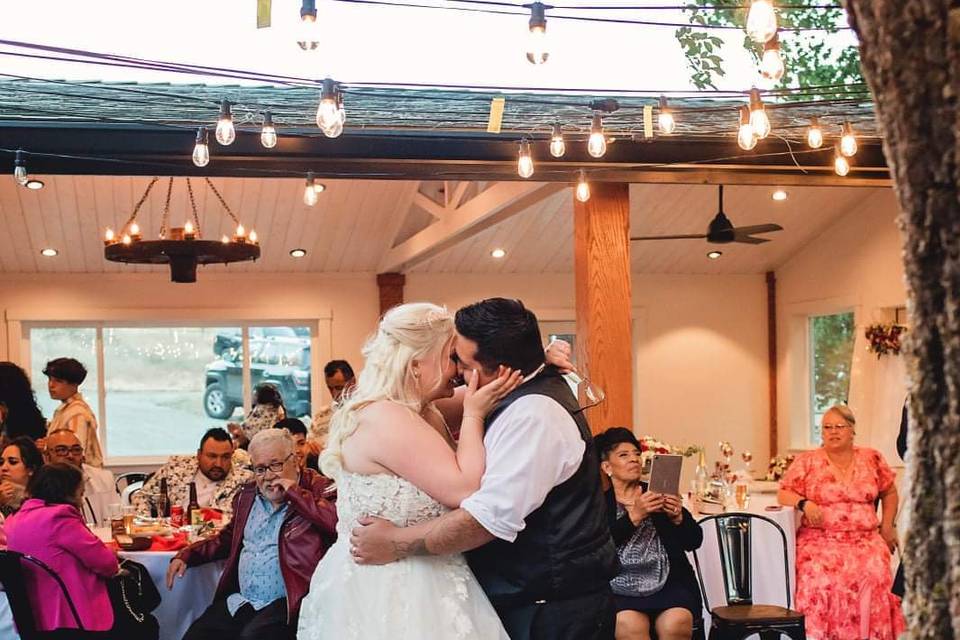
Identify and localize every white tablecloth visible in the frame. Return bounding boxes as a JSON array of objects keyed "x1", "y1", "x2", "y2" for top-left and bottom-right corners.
[
  {"x1": 688, "y1": 493, "x2": 801, "y2": 631},
  {"x1": 121, "y1": 550, "x2": 223, "y2": 640}
]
